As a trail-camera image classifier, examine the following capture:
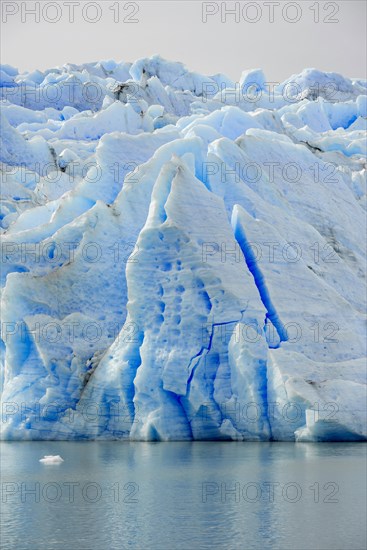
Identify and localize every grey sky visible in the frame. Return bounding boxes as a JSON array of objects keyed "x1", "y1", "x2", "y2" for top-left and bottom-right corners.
[{"x1": 1, "y1": 1, "x2": 366, "y2": 82}]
